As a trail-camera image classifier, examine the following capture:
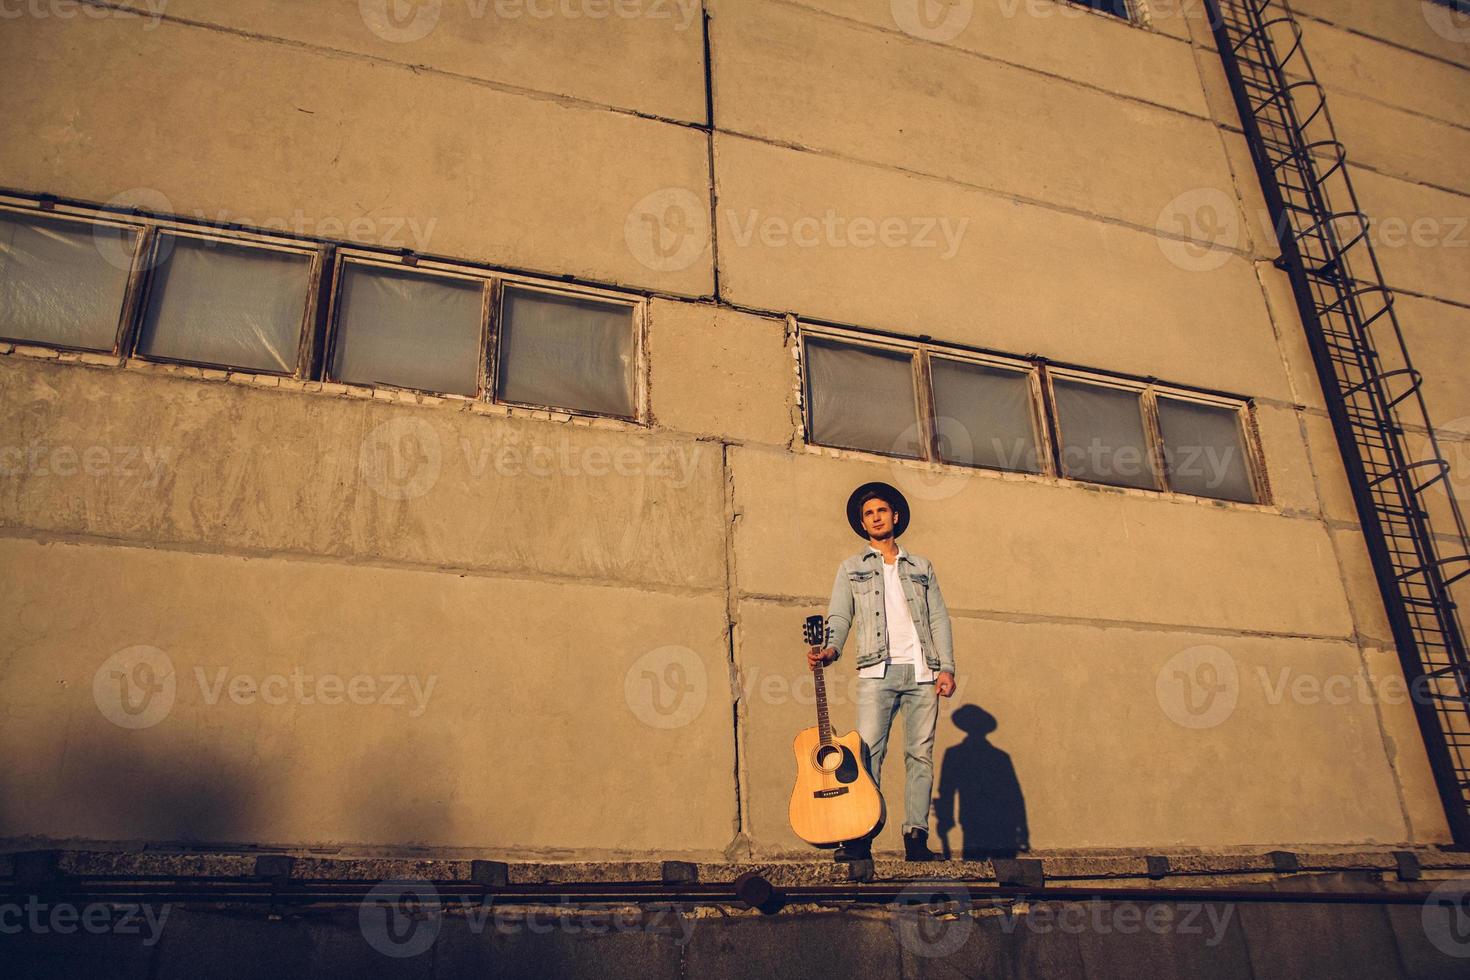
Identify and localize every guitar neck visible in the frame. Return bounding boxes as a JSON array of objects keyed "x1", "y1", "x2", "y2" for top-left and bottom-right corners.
[{"x1": 813, "y1": 652, "x2": 833, "y2": 746}]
